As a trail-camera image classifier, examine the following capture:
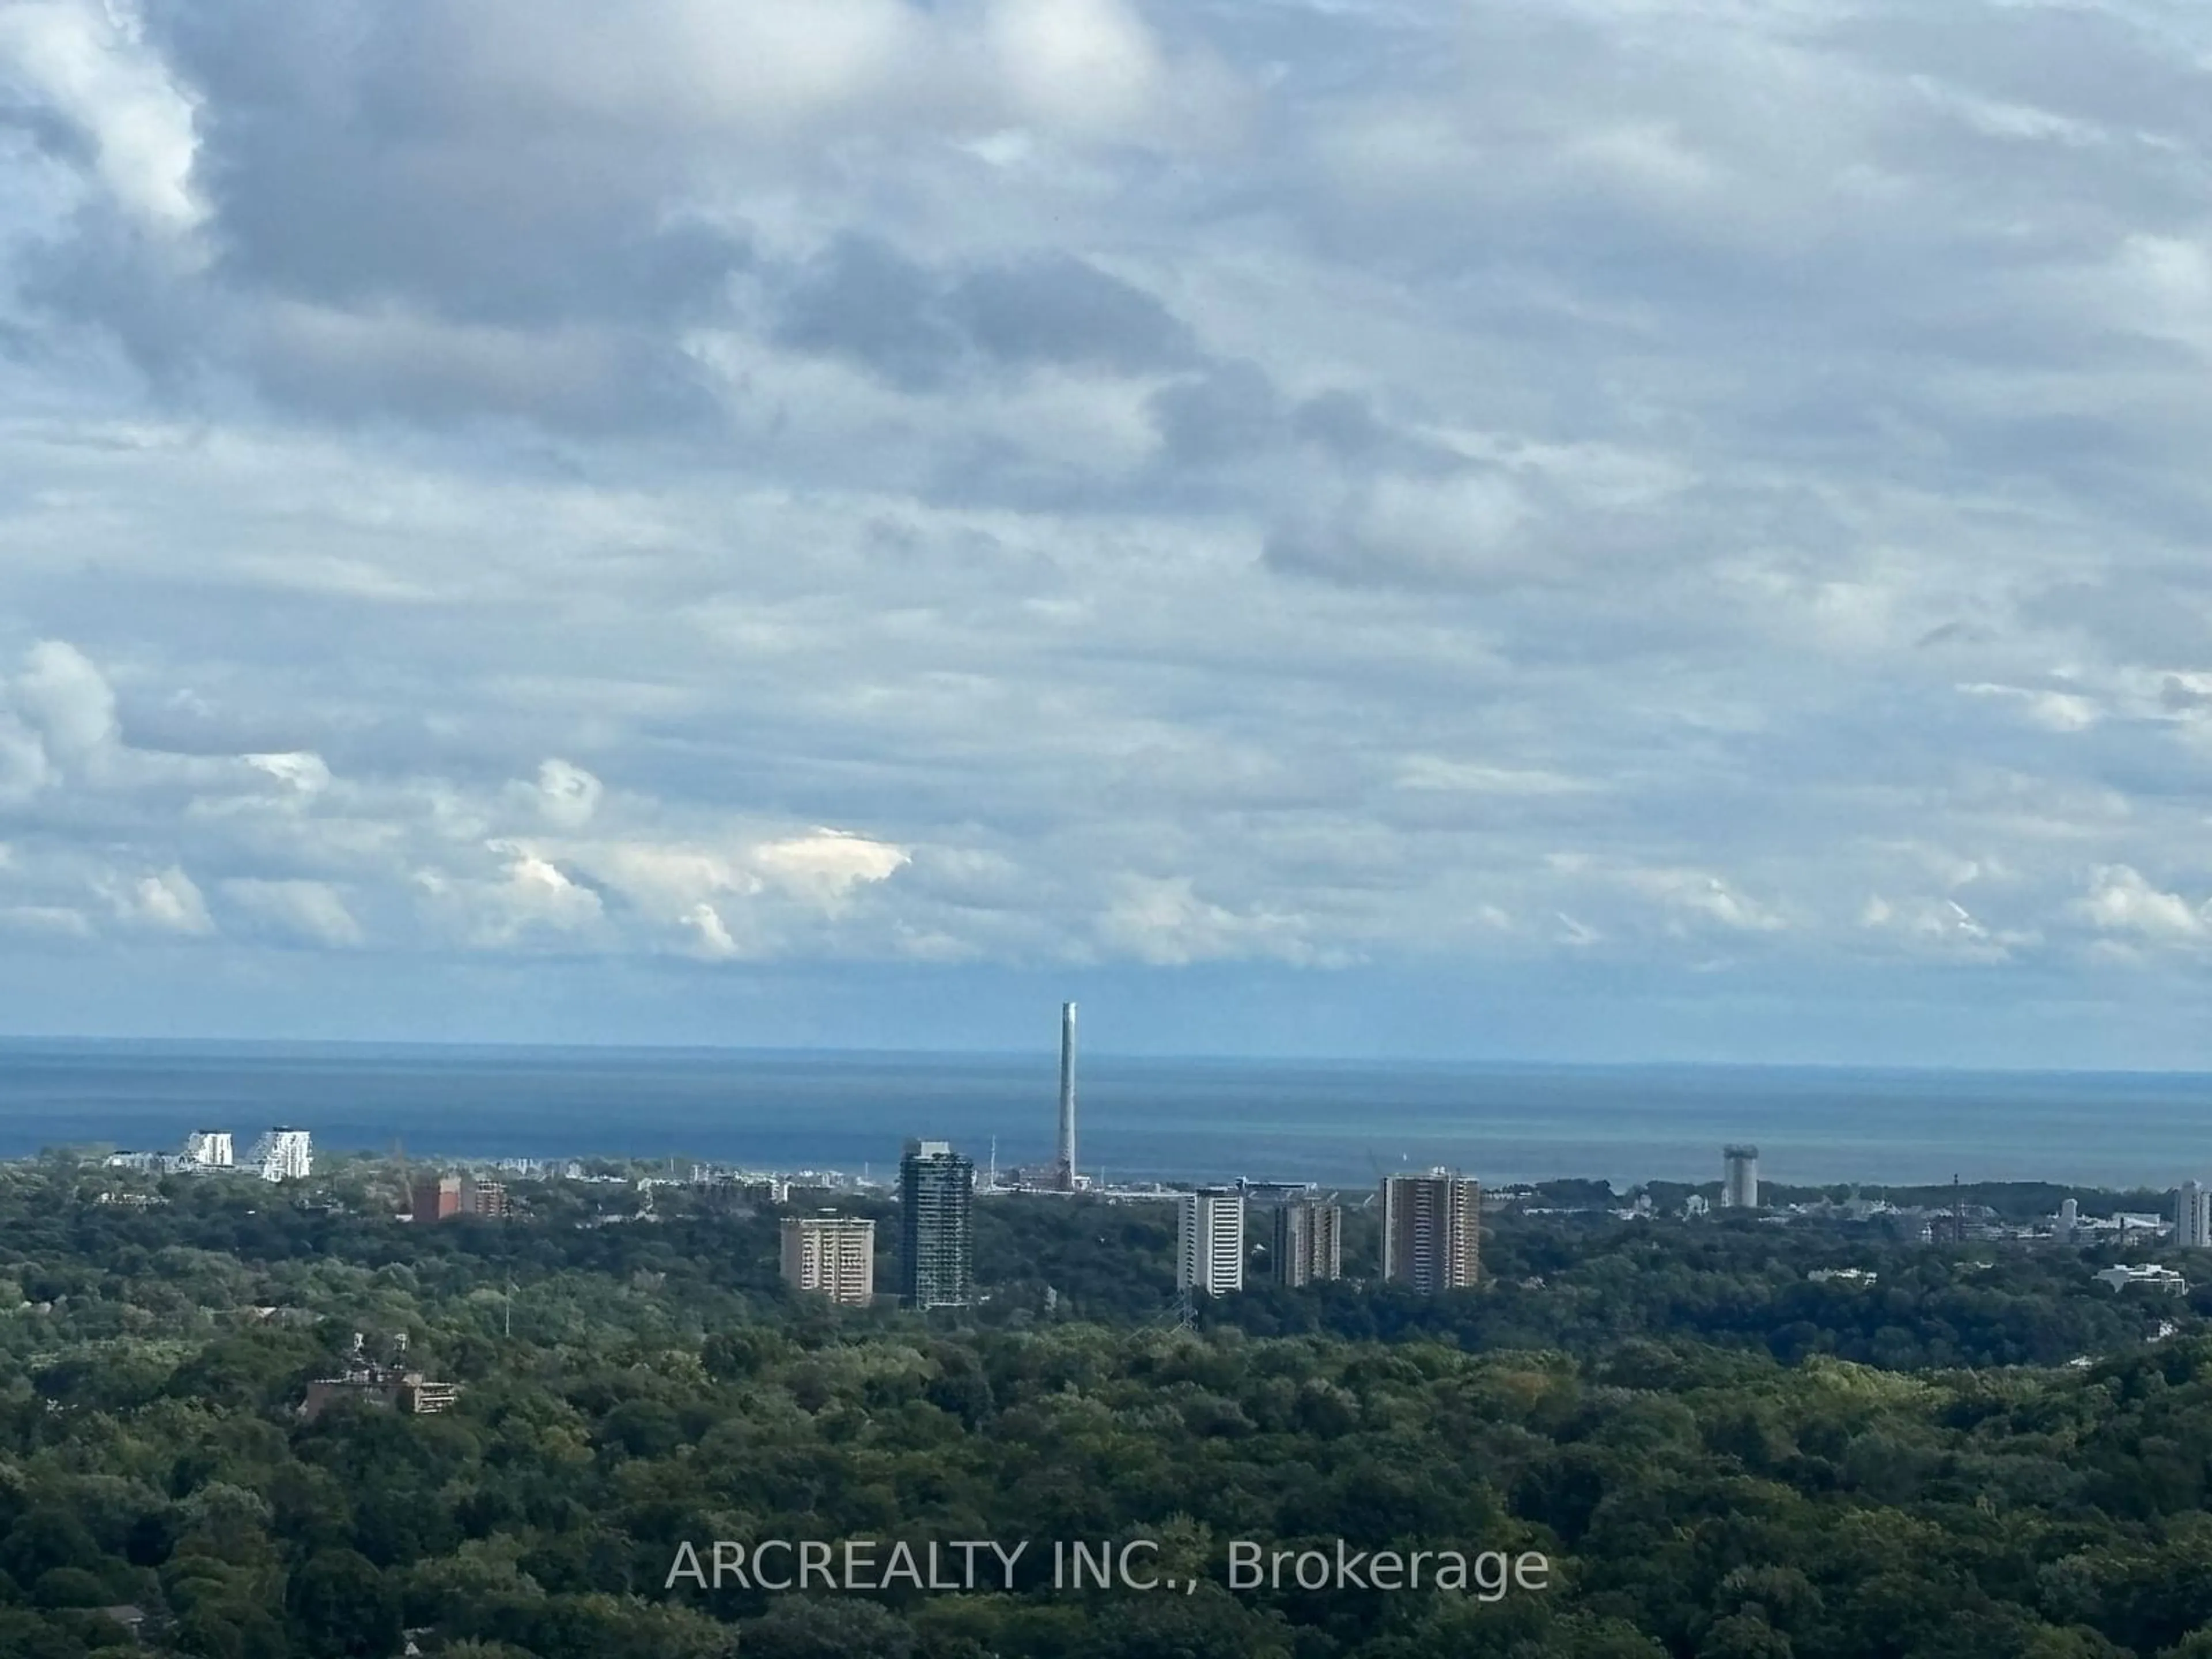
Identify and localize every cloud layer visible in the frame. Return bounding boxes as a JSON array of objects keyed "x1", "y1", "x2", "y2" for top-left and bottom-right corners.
[{"x1": 2, "y1": 0, "x2": 2211, "y2": 1059}]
